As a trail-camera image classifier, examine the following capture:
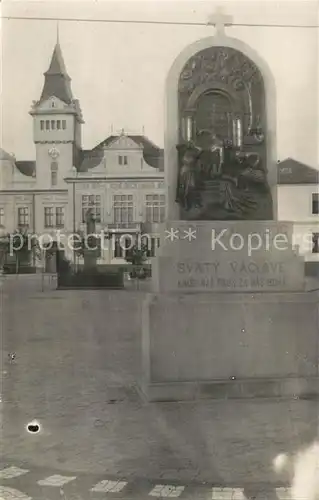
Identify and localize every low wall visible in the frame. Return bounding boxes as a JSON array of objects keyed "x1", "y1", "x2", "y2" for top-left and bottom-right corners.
[
  {"x1": 57, "y1": 271, "x2": 124, "y2": 289},
  {"x1": 140, "y1": 291, "x2": 319, "y2": 401},
  {"x1": 3, "y1": 265, "x2": 36, "y2": 274}
]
